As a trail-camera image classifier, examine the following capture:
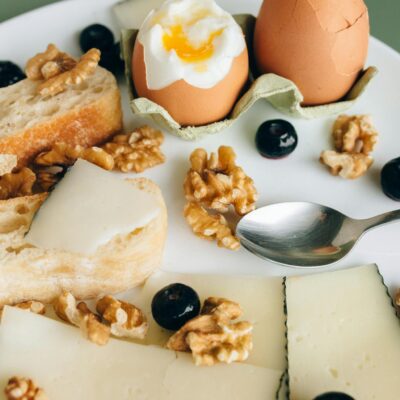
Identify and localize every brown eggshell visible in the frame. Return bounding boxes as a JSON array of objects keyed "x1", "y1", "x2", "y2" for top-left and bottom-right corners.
[
  {"x1": 254, "y1": 0, "x2": 370, "y2": 105},
  {"x1": 132, "y1": 41, "x2": 249, "y2": 126}
]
